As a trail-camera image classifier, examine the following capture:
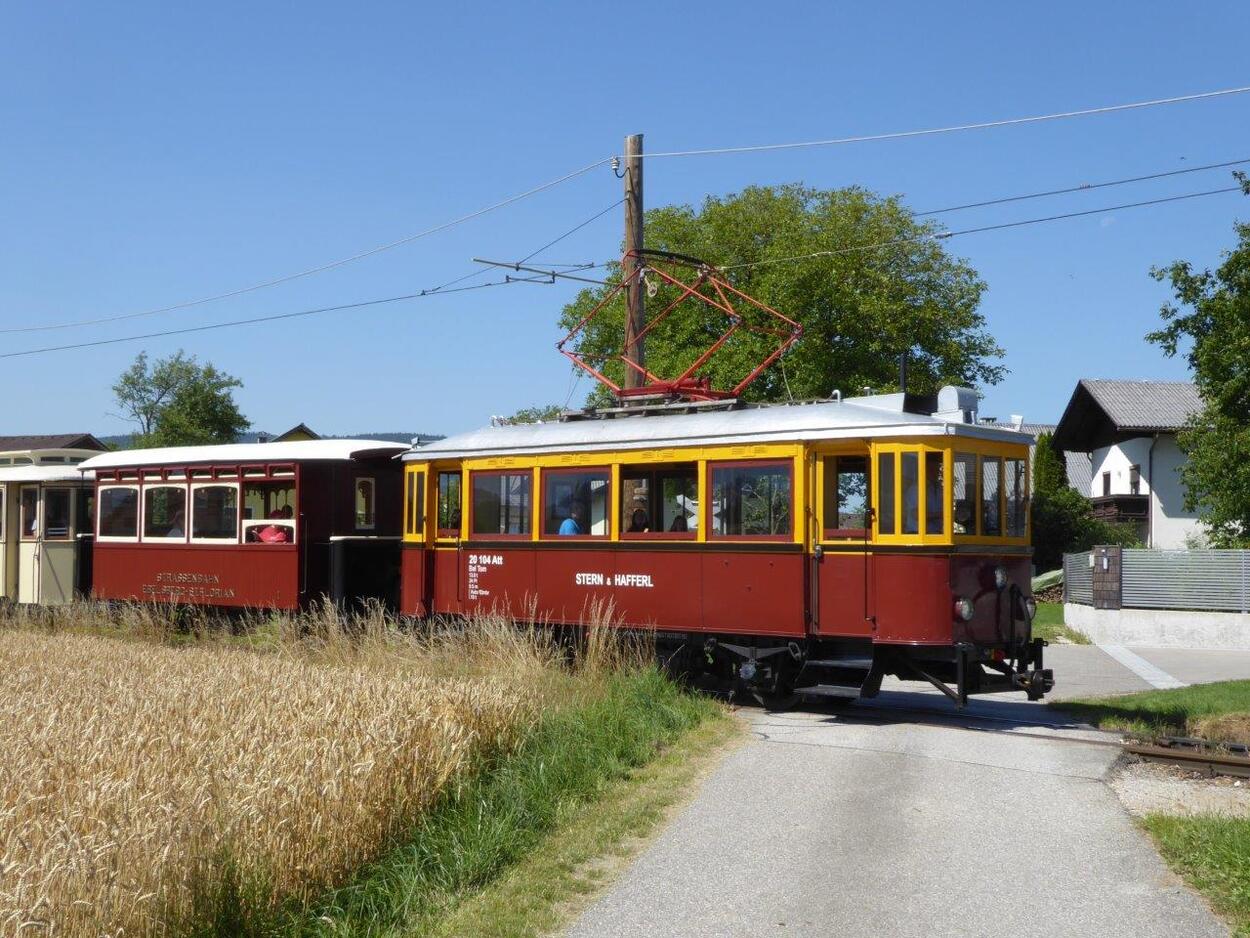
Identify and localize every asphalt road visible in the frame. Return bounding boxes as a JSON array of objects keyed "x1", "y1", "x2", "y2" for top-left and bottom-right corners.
[{"x1": 566, "y1": 678, "x2": 1229, "y2": 938}]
